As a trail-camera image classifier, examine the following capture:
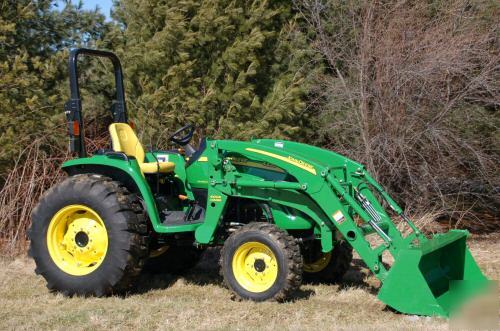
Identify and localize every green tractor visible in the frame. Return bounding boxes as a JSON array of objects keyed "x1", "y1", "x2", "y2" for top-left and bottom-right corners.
[{"x1": 29, "y1": 49, "x2": 489, "y2": 316}]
